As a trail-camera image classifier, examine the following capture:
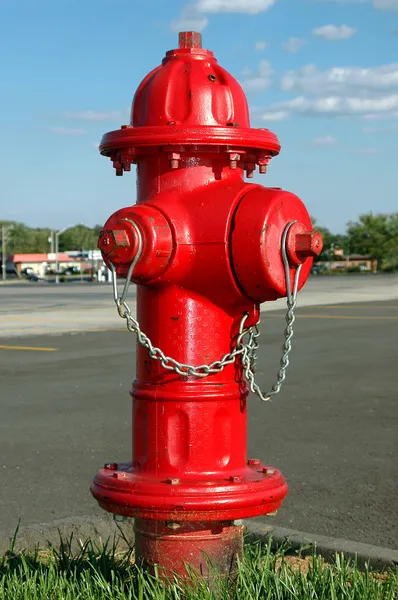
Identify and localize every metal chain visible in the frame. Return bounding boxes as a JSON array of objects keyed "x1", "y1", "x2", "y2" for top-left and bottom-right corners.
[
  {"x1": 236, "y1": 221, "x2": 302, "y2": 401},
  {"x1": 109, "y1": 219, "x2": 301, "y2": 399}
]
